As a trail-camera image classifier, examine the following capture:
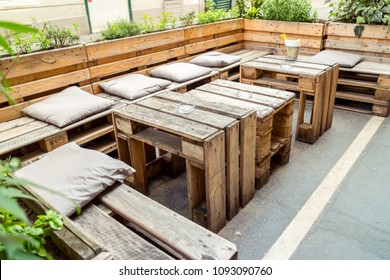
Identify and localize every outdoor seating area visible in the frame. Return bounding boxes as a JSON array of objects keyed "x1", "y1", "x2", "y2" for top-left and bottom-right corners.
[{"x1": 1, "y1": 2, "x2": 390, "y2": 262}]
